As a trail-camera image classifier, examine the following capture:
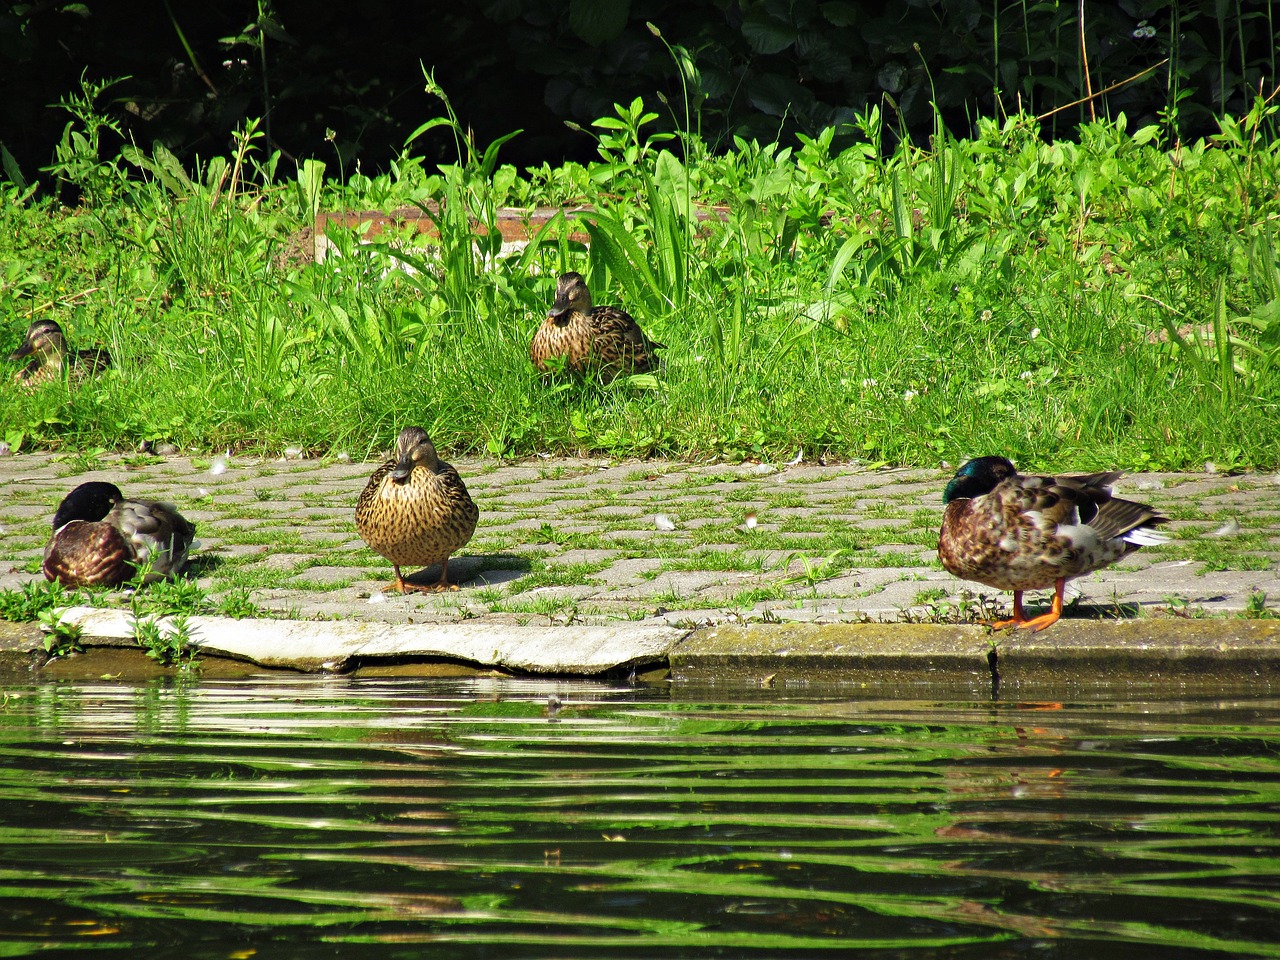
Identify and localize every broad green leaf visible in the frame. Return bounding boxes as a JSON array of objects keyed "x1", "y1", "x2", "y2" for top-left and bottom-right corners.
[
  {"x1": 741, "y1": 10, "x2": 796, "y2": 54},
  {"x1": 569, "y1": 0, "x2": 629, "y2": 44}
]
